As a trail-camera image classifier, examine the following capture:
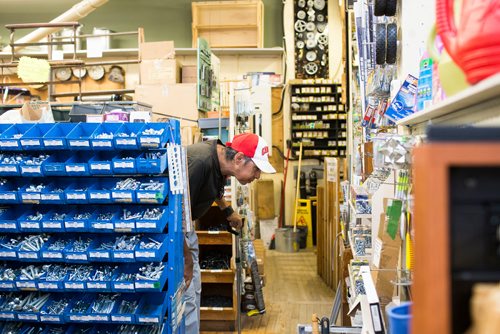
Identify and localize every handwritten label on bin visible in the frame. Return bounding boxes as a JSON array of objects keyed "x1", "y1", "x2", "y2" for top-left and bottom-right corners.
[
  {"x1": 44, "y1": 139, "x2": 63, "y2": 147},
  {"x1": 69, "y1": 140, "x2": 89, "y2": 147},
  {"x1": 0, "y1": 166, "x2": 17, "y2": 172},
  {"x1": 116, "y1": 138, "x2": 135, "y2": 146},
  {"x1": 21, "y1": 139, "x2": 40, "y2": 146},
  {"x1": 66, "y1": 165, "x2": 86, "y2": 173}
]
